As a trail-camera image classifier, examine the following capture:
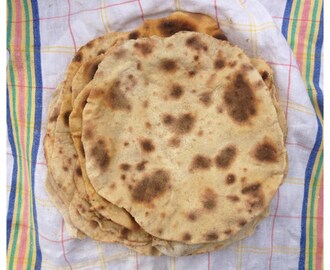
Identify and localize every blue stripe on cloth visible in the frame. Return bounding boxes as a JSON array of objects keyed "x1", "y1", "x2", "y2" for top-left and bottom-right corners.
[
  {"x1": 31, "y1": 0, "x2": 43, "y2": 268},
  {"x1": 6, "y1": 87, "x2": 18, "y2": 249},
  {"x1": 297, "y1": 4, "x2": 323, "y2": 270},
  {"x1": 281, "y1": 0, "x2": 293, "y2": 39}
]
